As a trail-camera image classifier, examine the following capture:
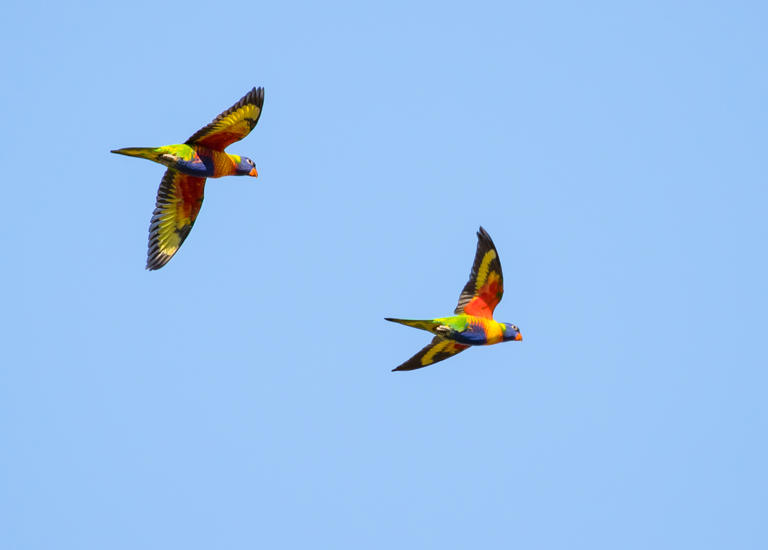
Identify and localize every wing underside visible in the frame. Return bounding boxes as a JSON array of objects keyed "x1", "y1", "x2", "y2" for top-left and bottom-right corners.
[
  {"x1": 392, "y1": 337, "x2": 470, "y2": 371},
  {"x1": 147, "y1": 169, "x2": 206, "y2": 270},
  {"x1": 185, "y1": 87, "x2": 264, "y2": 151},
  {"x1": 454, "y1": 227, "x2": 504, "y2": 318}
]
